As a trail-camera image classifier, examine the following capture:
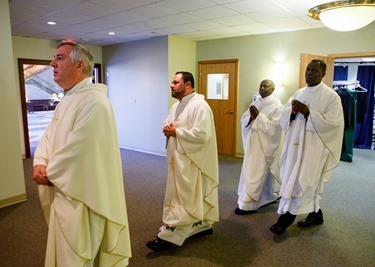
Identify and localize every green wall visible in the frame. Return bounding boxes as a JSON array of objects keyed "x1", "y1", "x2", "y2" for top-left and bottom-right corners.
[
  {"x1": 197, "y1": 25, "x2": 375, "y2": 155},
  {"x1": 0, "y1": 0, "x2": 25, "y2": 207},
  {"x1": 168, "y1": 36, "x2": 196, "y2": 108}
]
